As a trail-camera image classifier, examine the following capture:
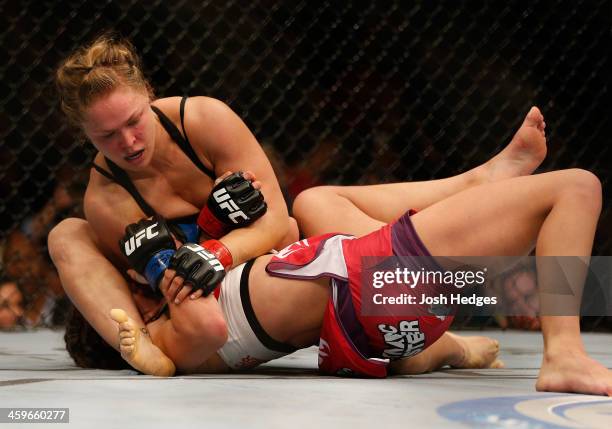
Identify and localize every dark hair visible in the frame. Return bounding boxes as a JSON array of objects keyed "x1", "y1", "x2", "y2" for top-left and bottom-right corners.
[{"x1": 64, "y1": 302, "x2": 131, "y2": 370}]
